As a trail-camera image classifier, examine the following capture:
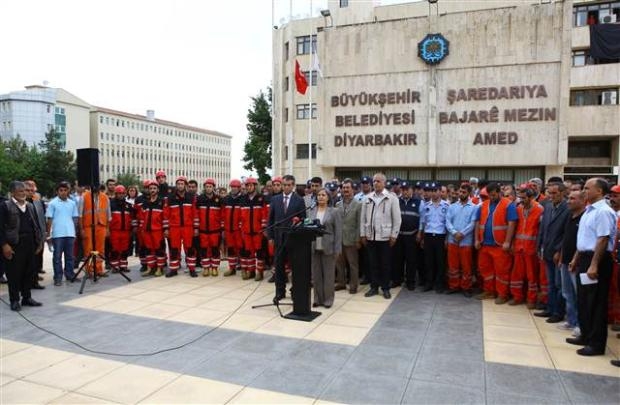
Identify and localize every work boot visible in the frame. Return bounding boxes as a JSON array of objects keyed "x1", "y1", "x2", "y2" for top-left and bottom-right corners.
[
  {"x1": 526, "y1": 302, "x2": 537, "y2": 310},
  {"x1": 255, "y1": 271, "x2": 263, "y2": 281},
  {"x1": 189, "y1": 270, "x2": 198, "y2": 278},
  {"x1": 202, "y1": 268, "x2": 210, "y2": 277},
  {"x1": 211, "y1": 267, "x2": 219, "y2": 277},
  {"x1": 494, "y1": 296, "x2": 508, "y2": 305},
  {"x1": 267, "y1": 273, "x2": 275, "y2": 283},
  {"x1": 165, "y1": 270, "x2": 178, "y2": 278},
  {"x1": 475, "y1": 291, "x2": 495, "y2": 300},
  {"x1": 223, "y1": 269, "x2": 236, "y2": 277},
  {"x1": 140, "y1": 267, "x2": 152, "y2": 276},
  {"x1": 241, "y1": 270, "x2": 250, "y2": 280},
  {"x1": 154, "y1": 268, "x2": 163, "y2": 277},
  {"x1": 507, "y1": 299, "x2": 522, "y2": 306},
  {"x1": 247, "y1": 271, "x2": 255, "y2": 280}
]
